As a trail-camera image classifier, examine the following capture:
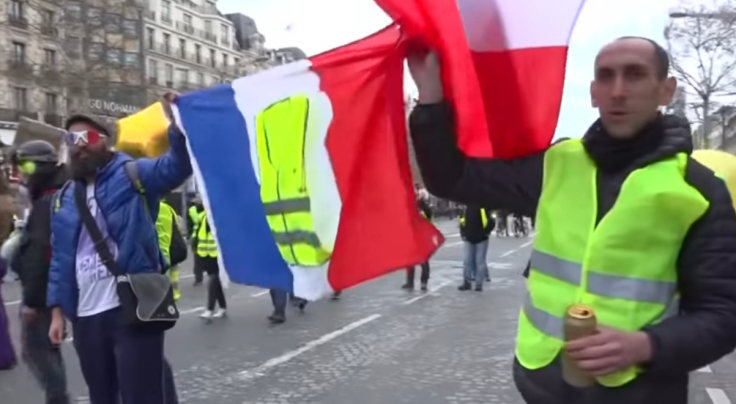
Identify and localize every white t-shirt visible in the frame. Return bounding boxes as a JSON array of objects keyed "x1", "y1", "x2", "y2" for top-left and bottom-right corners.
[{"x1": 76, "y1": 183, "x2": 120, "y2": 317}]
